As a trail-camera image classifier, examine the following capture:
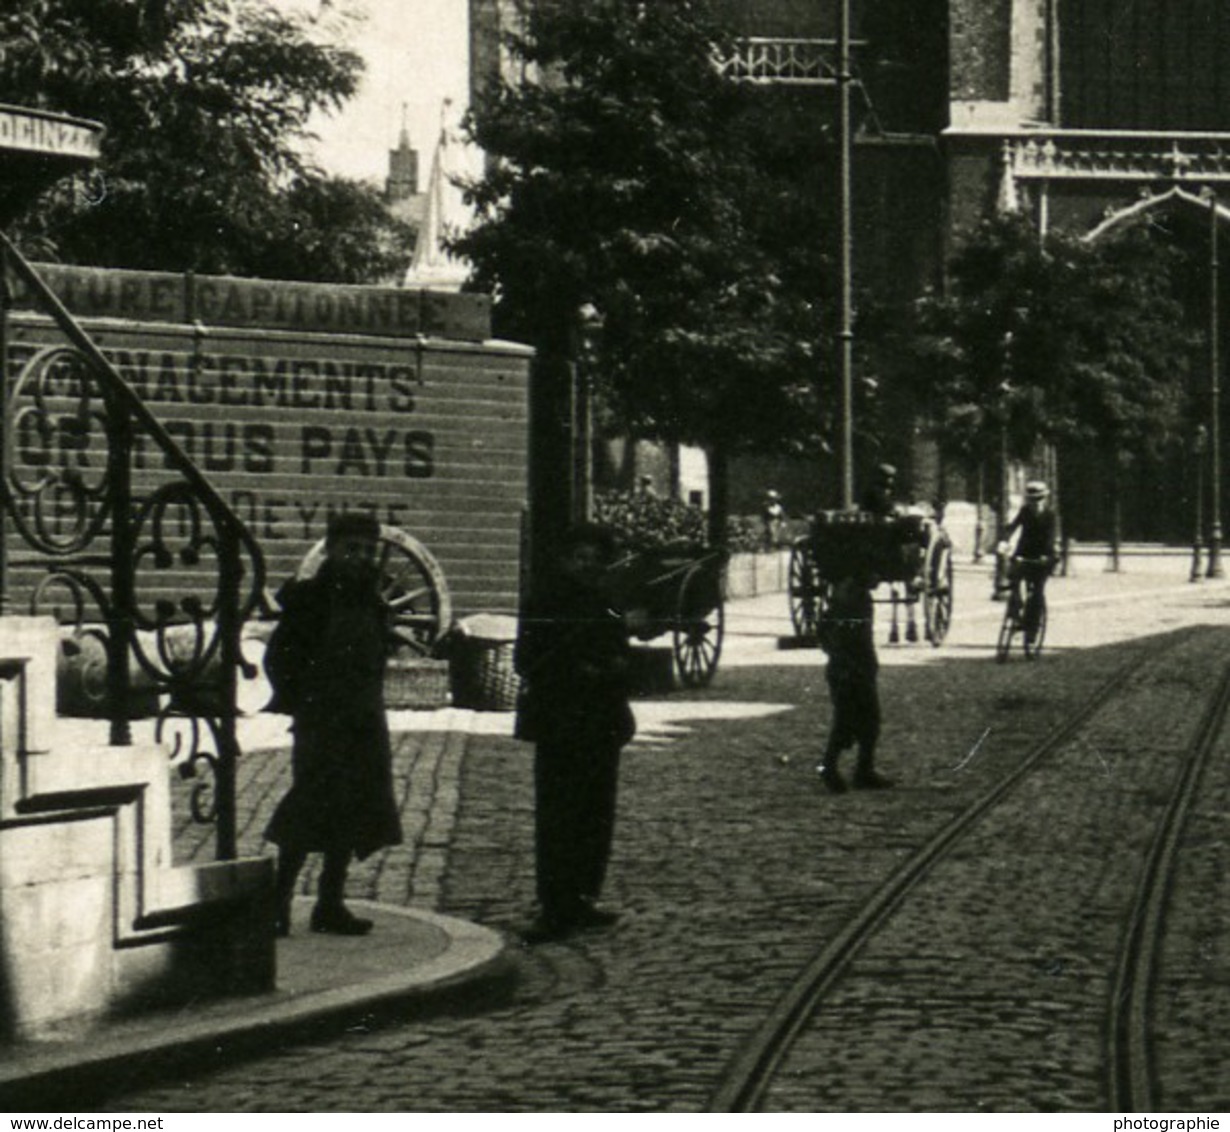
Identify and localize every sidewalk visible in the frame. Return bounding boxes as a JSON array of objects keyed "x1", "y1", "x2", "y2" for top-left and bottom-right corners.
[
  {"x1": 721, "y1": 546, "x2": 1230, "y2": 667},
  {"x1": 1, "y1": 710, "x2": 515, "y2": 1111},
  {"x1": 1, "y1": 901, "x2": 509, "y2": 1110}
]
